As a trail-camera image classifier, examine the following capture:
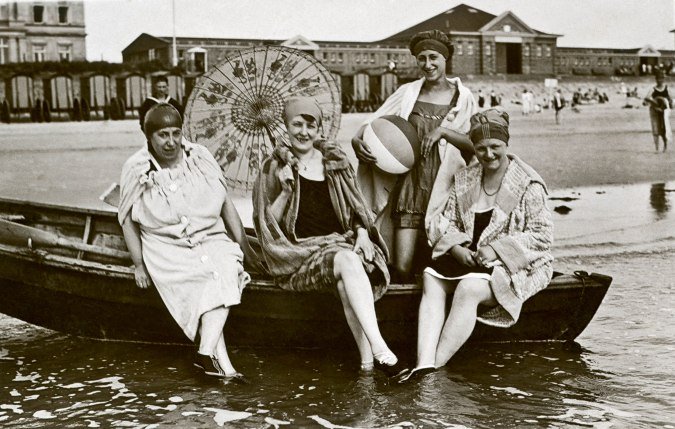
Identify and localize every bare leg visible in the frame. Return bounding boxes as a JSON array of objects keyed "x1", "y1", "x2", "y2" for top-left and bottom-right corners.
[
  {"x1": 663, "y1": 135, "x2": 669, "y2": 152},
  {"x1": 415, "y1": 273, "x2": 451, "y2": 369},
  {"x1": 654, "y1": 135, "x2": 661, "y2": 152},
  {"x1": 434, "y1": 278, "x2": 498, "y2": 367},
  {"x1": 199, "y1": 307, "x2": 236, "y2": 373},
  {"x1": 394, "y1": 228, "x2": 420, "y2": 279},
  {"x1": 333, "y1": 250, "x2": 395, "y2": 363},
  {"x1": 336, "y1": 279, "x2": 373, "y2": 368}
]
